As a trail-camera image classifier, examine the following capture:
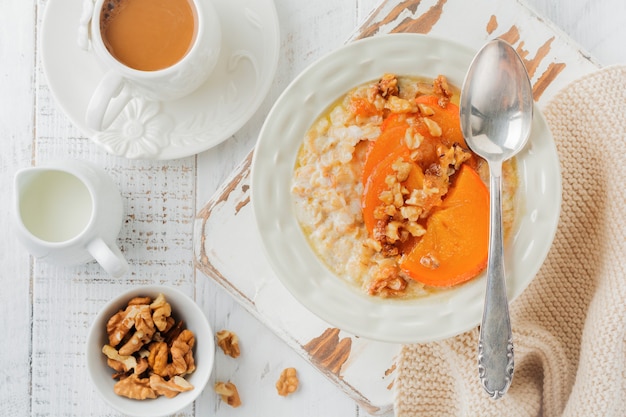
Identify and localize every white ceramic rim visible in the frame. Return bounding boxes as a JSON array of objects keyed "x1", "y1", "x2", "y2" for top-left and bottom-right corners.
[
  {"x1": 86, "y1": 285, "x2": 215, "y2": 417},
  {"x1": 251, "y1": 33, "x2": 562, "y2": 344}
]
